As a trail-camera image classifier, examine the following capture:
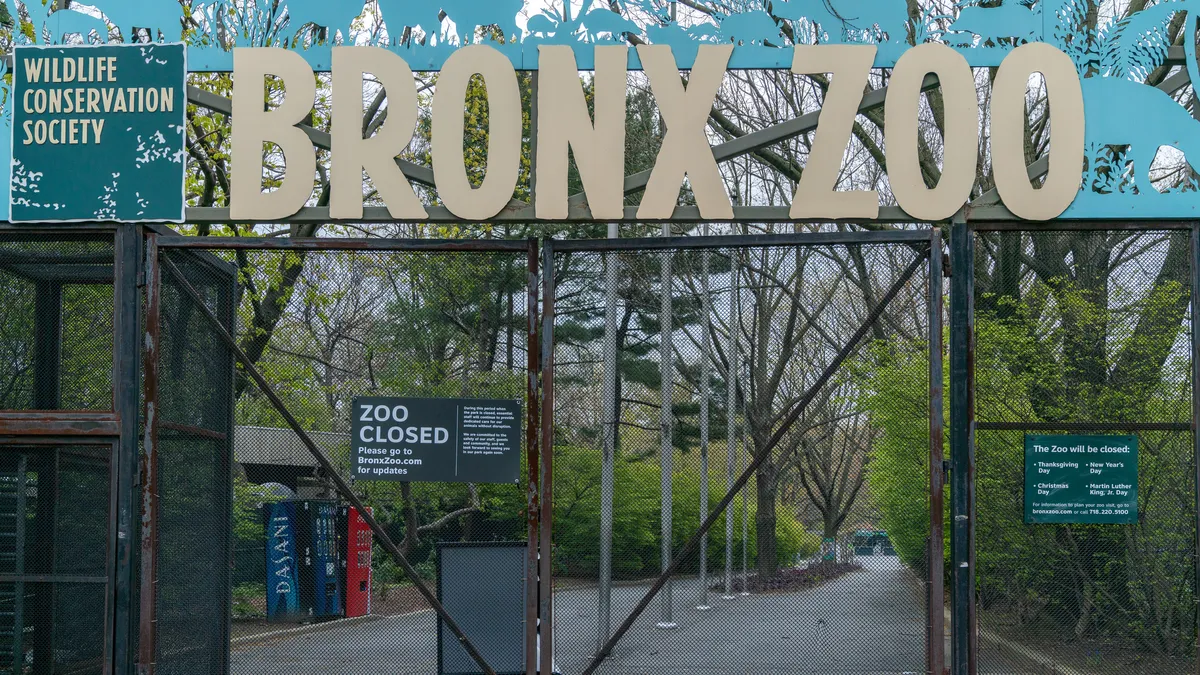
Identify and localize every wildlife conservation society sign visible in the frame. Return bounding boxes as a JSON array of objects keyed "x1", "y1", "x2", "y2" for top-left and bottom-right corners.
[
  {"x1": 1024, "y1": 435, "x2": 1138, "y2": 525},
  {"x1": 352, "y1": 397, "x2": 521, "y2": 484},
  {"x1": 10, "y1": 43, "x2": 186, "y2": 223}
]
